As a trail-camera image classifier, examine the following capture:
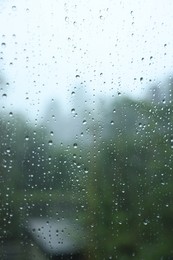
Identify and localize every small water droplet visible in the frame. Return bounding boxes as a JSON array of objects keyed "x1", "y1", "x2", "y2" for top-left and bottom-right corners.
[
  {"x1": 111, "y1": 121, "x2": 114, "y2": 125},
  {"x1": 1, "y1": 42, "x2": 6, "y2": 47},
  {"x1": 6, "y1": 148, "x2": 10, "y2": 153},
  {"x1": 50, "y1": 131, "x2": 54, "y2": 136},
  {"x1": 2, "y1": 93, "x2": 7, "y2": 97},
  {"x1": 65, "y1": 16, "x2": 69, "y2": 22},
  {"x1": 12, "y1": 6, "x2": 16, "y2": 10},
  {"x1": 143, "y1": 219, "x2": 149, "y2": 225},
  {"x1": 83, "y1": 120, "x2": 86, "y2": 125},
  {"x1": 25, "y1": 136, "x2": 29, "y2": 141}
]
